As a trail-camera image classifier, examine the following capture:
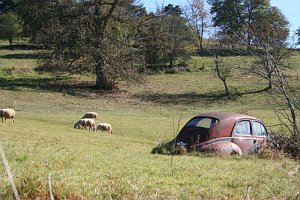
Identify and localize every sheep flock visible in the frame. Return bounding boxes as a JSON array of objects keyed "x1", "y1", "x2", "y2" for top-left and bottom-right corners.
[
  {"x1": 74, "y1": 112, "x2": 112, "y2": 134},
  {"x1": 0, "y1": 109, "x2": 112, "y2": 134}
]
